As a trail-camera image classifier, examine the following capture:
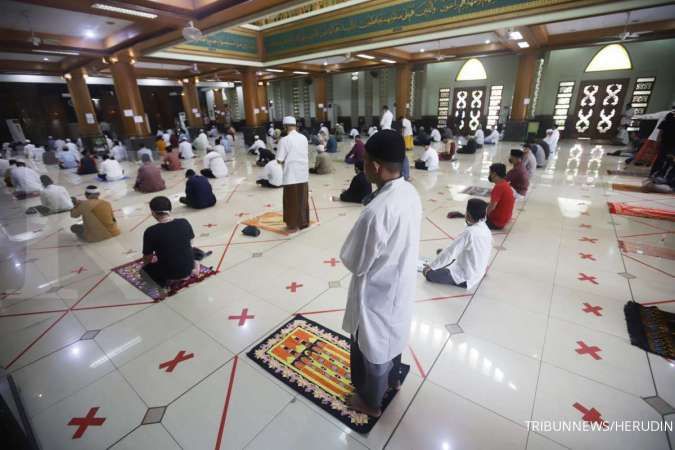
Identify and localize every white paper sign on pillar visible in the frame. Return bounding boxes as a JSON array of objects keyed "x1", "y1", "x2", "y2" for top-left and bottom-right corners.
[
  {"x1": 123, "y1": 109, "x2": 133, "y2": 117},
  {"x1": 133, "y1": 115, "x2": 144, "y2": 123},
  {"x1": 85, "y1": 113, "x2": 95, "y2": 124}
]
